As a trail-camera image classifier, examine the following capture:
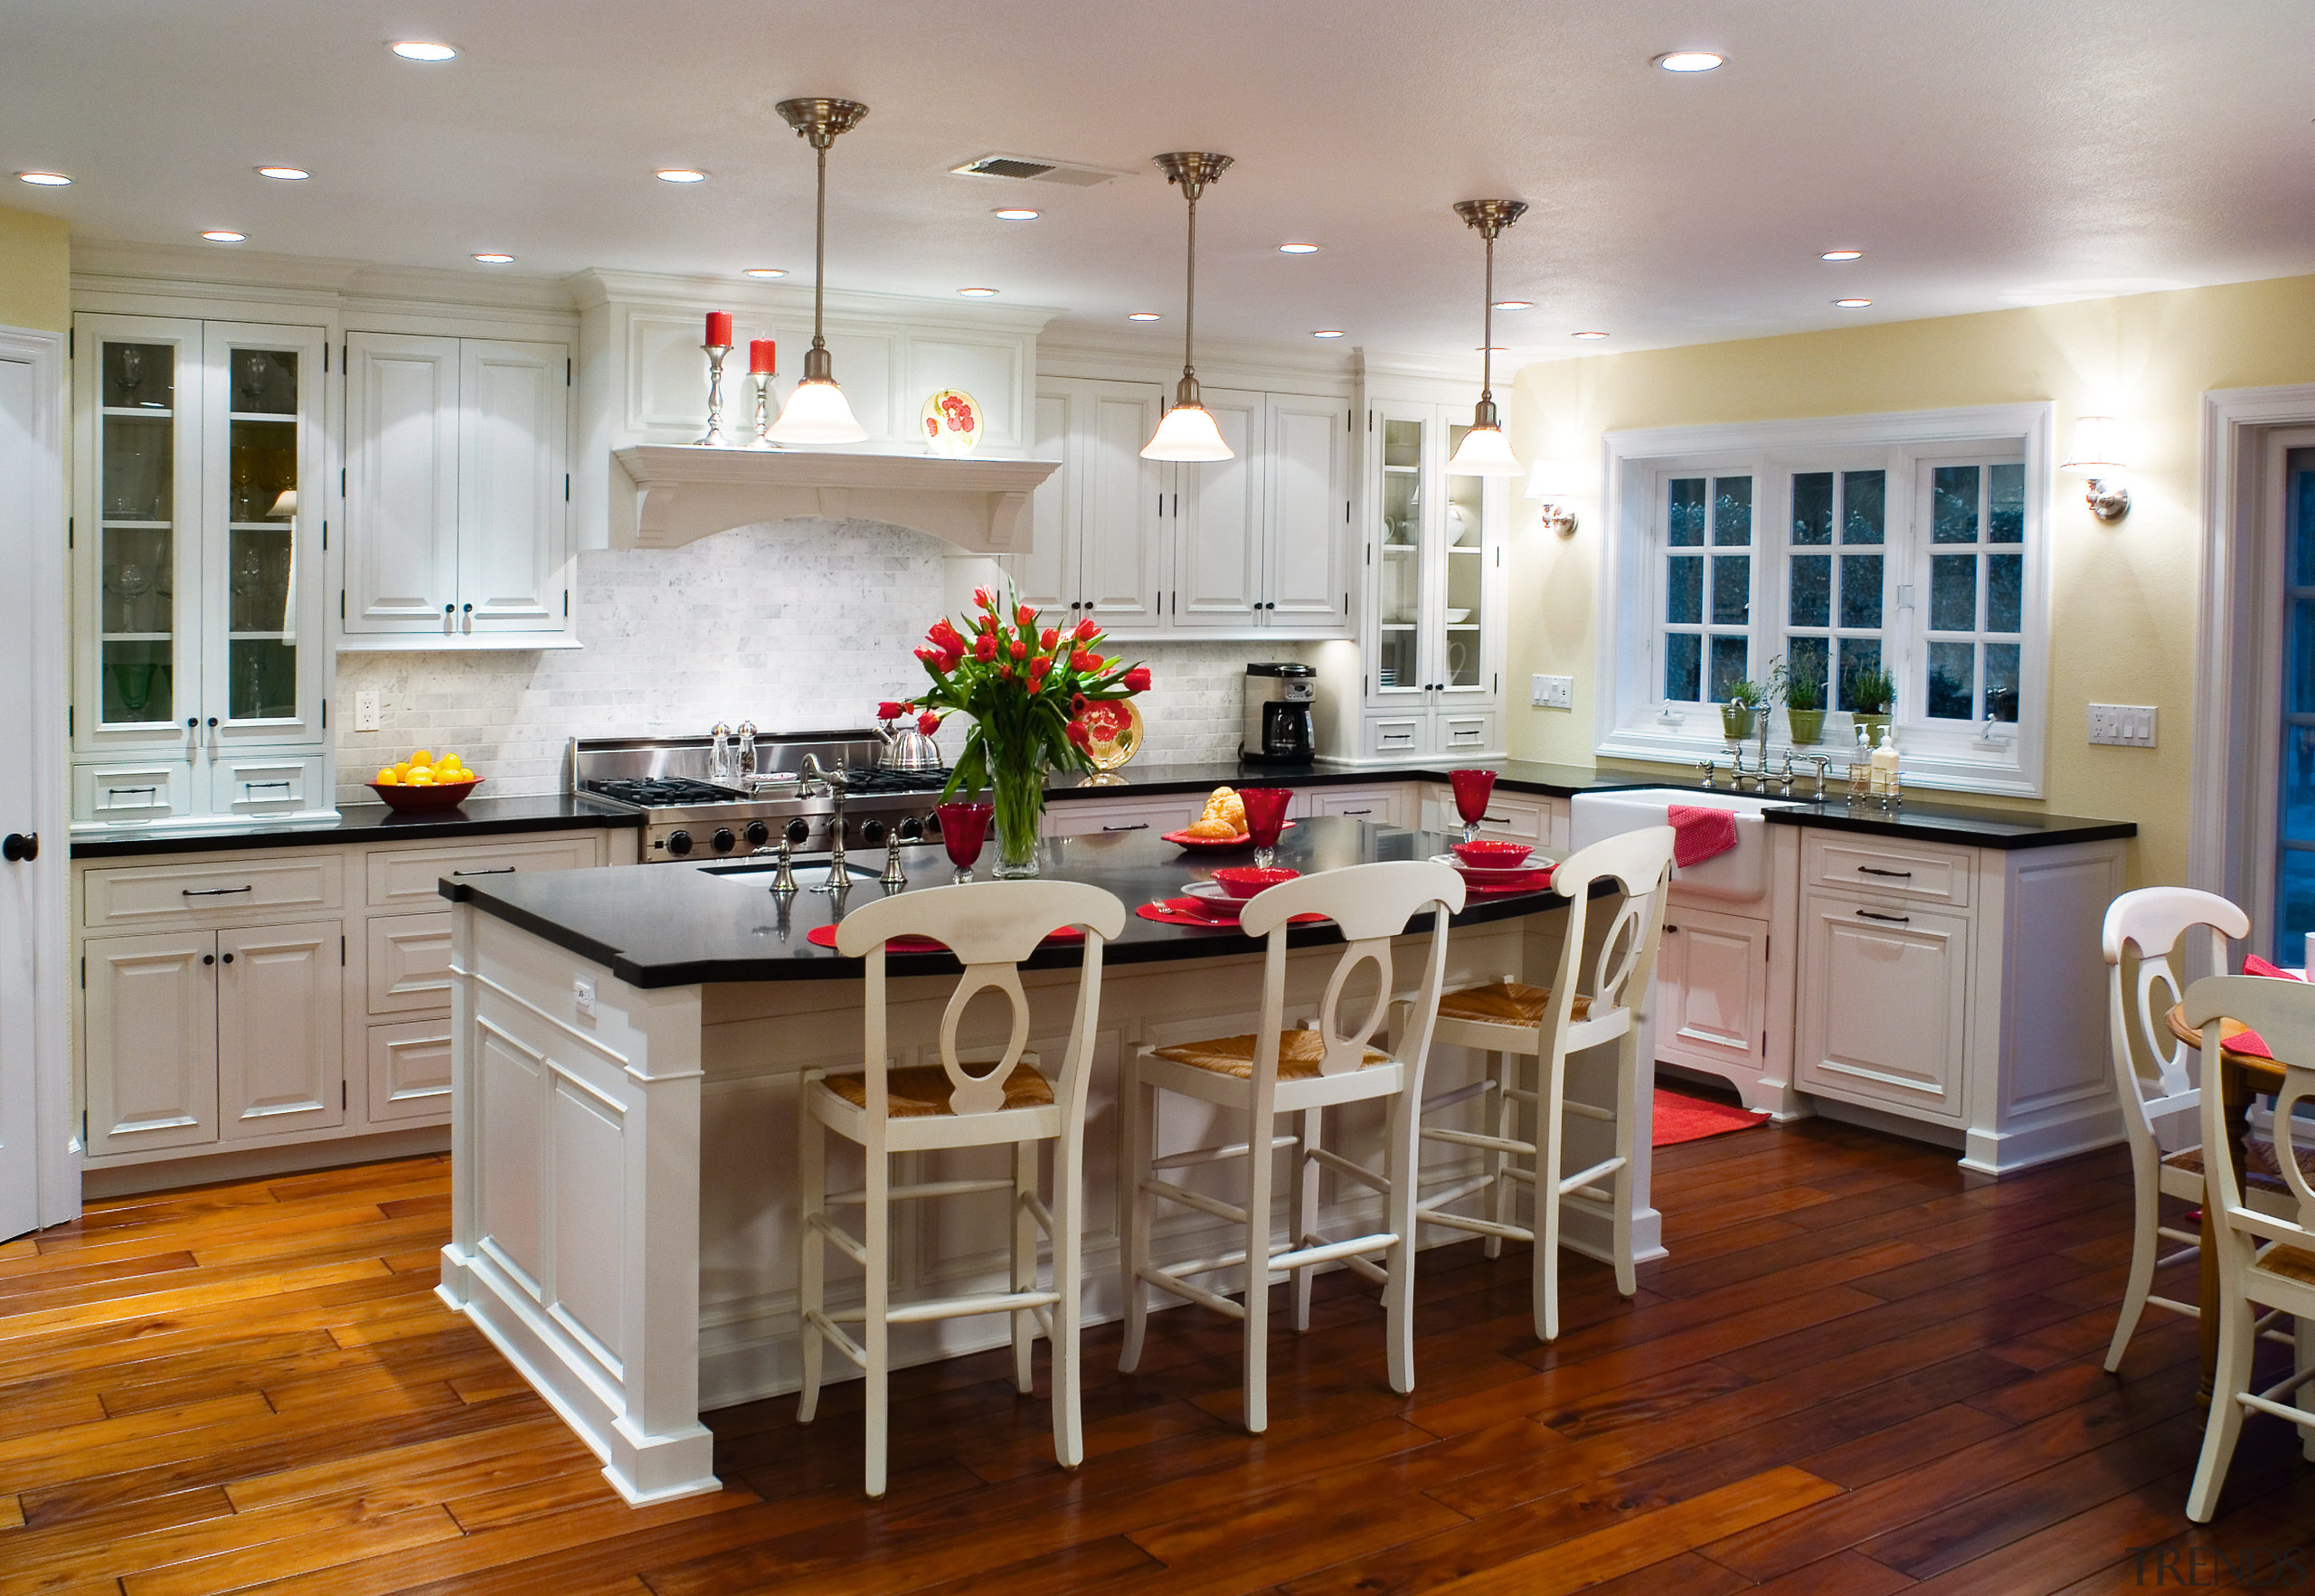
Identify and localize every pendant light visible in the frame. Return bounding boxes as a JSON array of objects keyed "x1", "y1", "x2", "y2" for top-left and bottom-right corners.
[
  {"x1": 1141, "y1": 152, "x2": 1235, "y2": 461},
  {"x1": 1444, "y1": 199, "x2": 1528, "y2": 477},
  {"x1": 767, "y1": 97, "x2": 871, "y2": 447}
]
